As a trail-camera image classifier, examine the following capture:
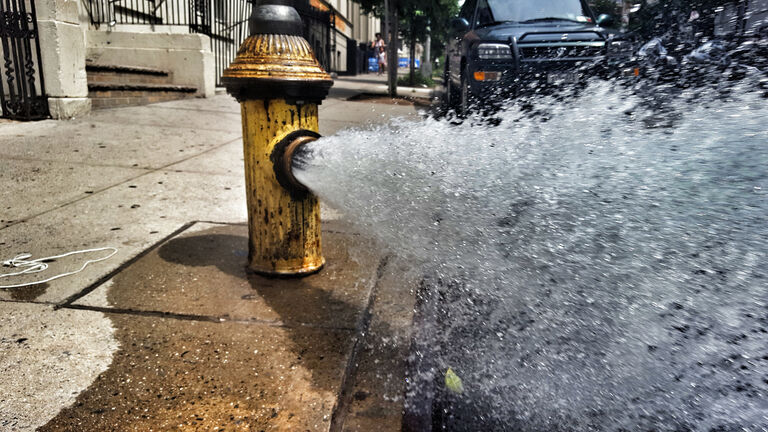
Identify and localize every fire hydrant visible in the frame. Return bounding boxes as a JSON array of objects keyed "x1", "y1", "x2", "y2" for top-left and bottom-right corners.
[{"x1": 222, "y1": 2, "x2": 333, "y2": 276}]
